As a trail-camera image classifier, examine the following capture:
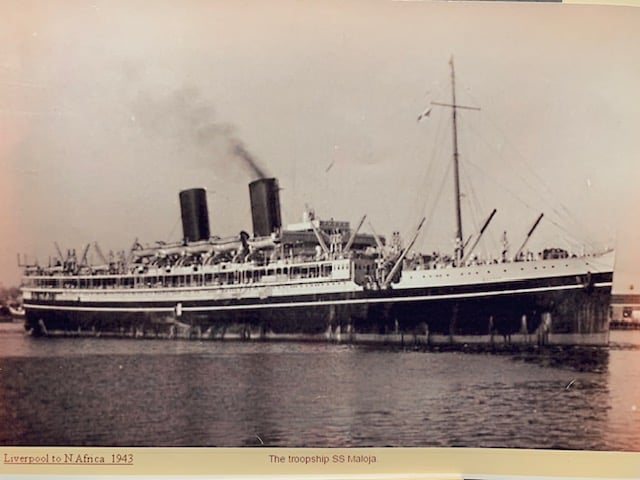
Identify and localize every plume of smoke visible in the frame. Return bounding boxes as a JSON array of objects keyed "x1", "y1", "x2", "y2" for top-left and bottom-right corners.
[
  {"x1": 232, "y1": 142, "x2": 266, "y2": 179},
  {"x1": 131, "y1": 86, "x2": 268, "y2": 180}
]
